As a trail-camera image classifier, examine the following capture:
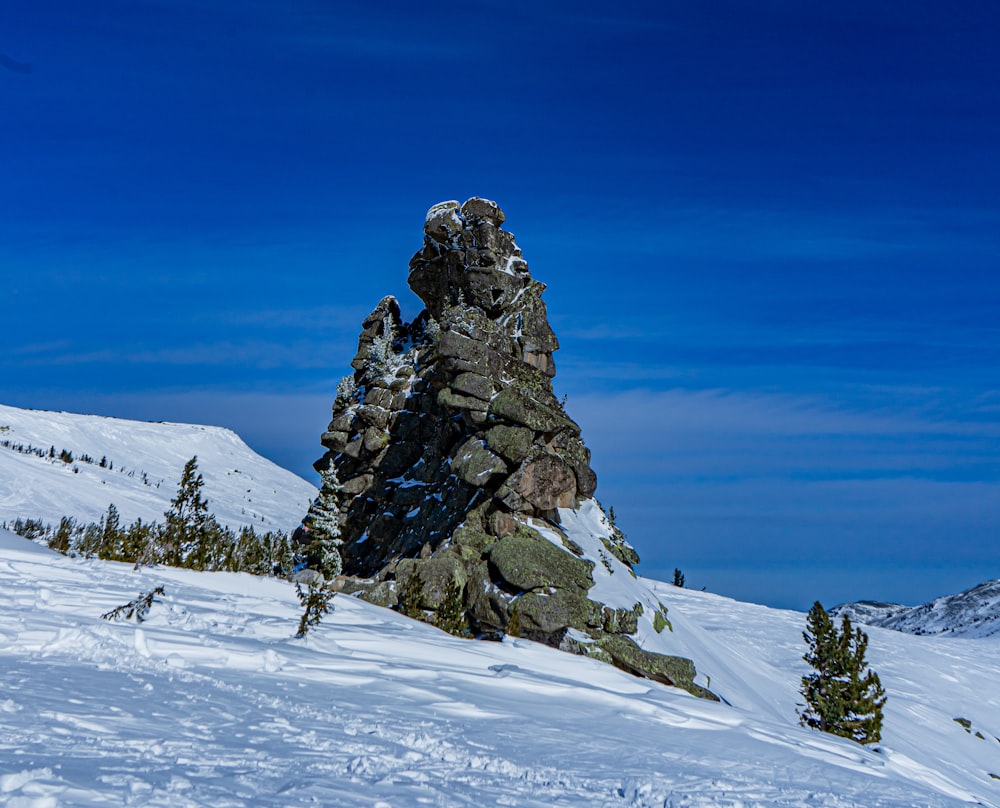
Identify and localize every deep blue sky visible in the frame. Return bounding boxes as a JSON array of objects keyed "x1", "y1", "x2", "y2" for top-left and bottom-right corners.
[{"x1": 3, "y1": 1, "x2": 998, "y2": 609}]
